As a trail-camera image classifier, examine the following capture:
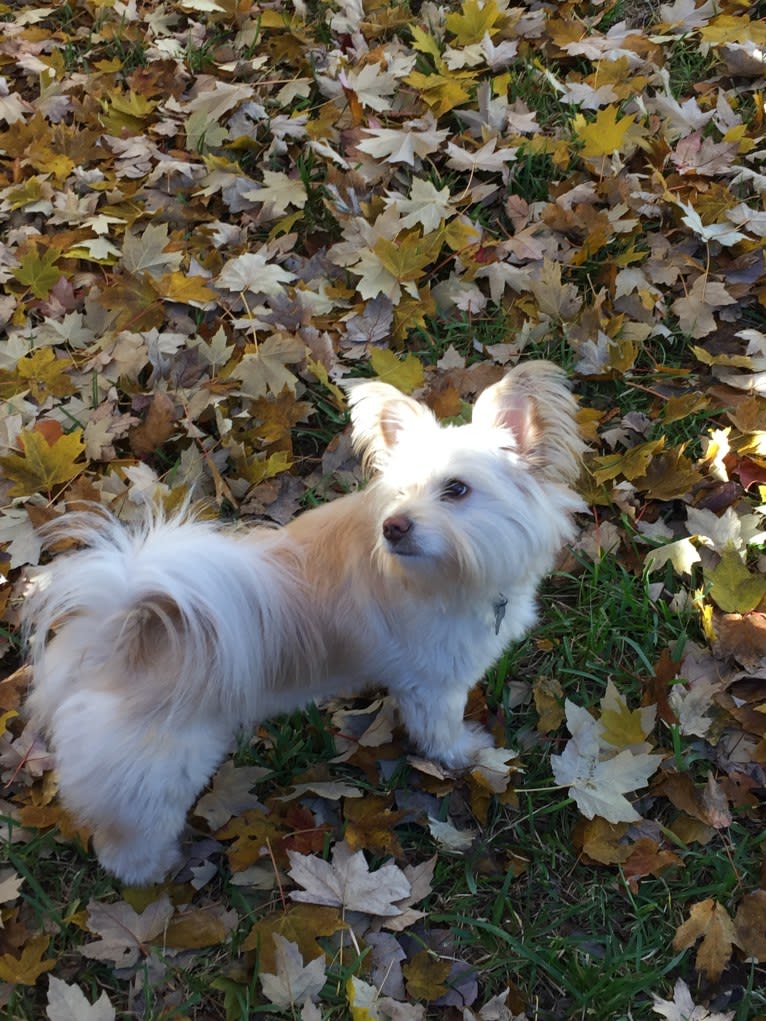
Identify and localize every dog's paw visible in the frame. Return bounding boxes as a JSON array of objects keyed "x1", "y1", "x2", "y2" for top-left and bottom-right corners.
[
  {"x1": 431, "y1": 722, "x2": 495, "y2": 771},
  {"x1": 94, "y1": 833, "x2": 182, "y2": 886}
]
